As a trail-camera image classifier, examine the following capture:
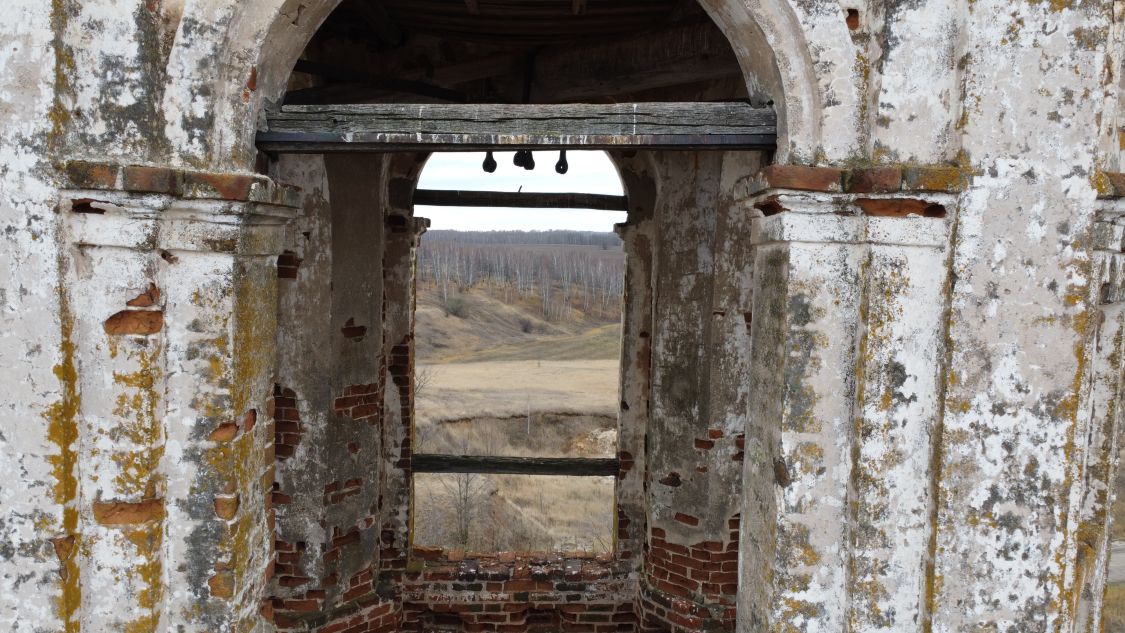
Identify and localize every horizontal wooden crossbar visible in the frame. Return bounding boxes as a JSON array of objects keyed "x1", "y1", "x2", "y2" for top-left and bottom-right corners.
[
  {"x1": 412, "y1": 454, "x2": 619, "y2": 476},
  {"x1": 413, "y1": 189, "x2": 628, "y2": 211},
  {"x1": 257, "y1": 102, "x2": 776, "y2": 152}
]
